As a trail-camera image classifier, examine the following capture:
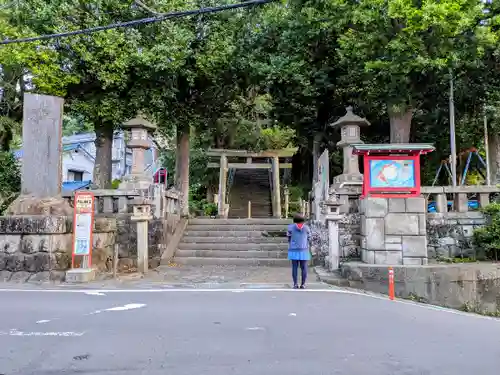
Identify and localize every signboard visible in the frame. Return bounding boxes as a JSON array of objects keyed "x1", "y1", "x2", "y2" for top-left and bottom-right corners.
[
  {"x1": 352, "y1": 144, "x2": 435, "y2": 198},
  {"x1": 72, "y1": 192, "x2": 95, "y2": 268},
  {"x1": 369, "y1": 159, "x2": 415, "y2": 189}
]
